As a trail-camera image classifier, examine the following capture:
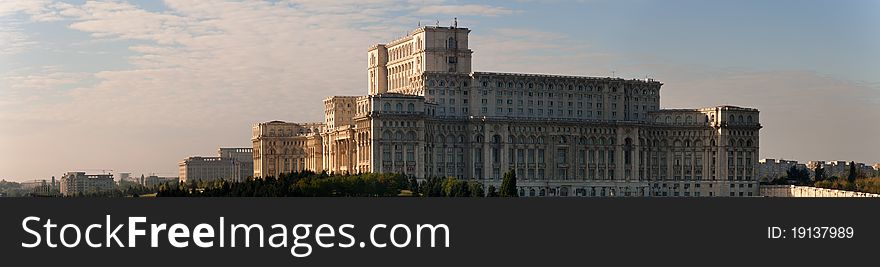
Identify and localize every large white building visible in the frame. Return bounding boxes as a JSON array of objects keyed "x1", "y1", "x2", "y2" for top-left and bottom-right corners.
[
  {"x1": 60, "y1": 172, "x2": 115, "y2": 196},
  {"x1": 179, "y1": 147, "x2": 254, "y2": 183},
  {"x1": 253, "y1": 25, "x2": 762, "y2": 197}
]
